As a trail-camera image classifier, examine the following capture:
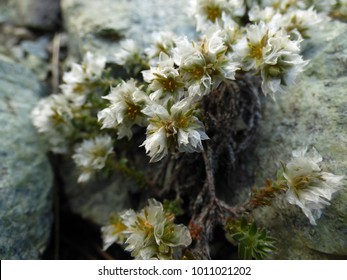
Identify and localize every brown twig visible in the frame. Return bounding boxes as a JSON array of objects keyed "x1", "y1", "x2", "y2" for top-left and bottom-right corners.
[
  {"x1": 190, "y1": 146, "x2": 241, "y2": 252},
  {"x1": 93, "y1": 243, "x2": 115, "y2": 260},
  {"x1": 51, "y1": 33, "x2": 61, "y2": 94},
  {"x1": 53, "y1": 180, "x2": 60, "y2": 259}
]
